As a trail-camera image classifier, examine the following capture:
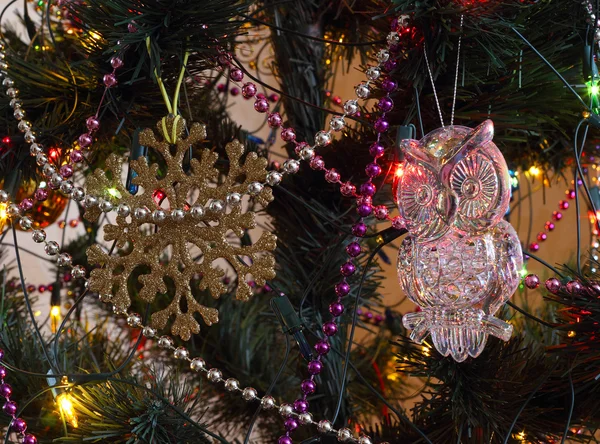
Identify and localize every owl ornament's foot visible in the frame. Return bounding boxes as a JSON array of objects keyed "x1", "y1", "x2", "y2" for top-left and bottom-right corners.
[{"x1": 402, "y1": 307, "x2": 513, "y2": 362}]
